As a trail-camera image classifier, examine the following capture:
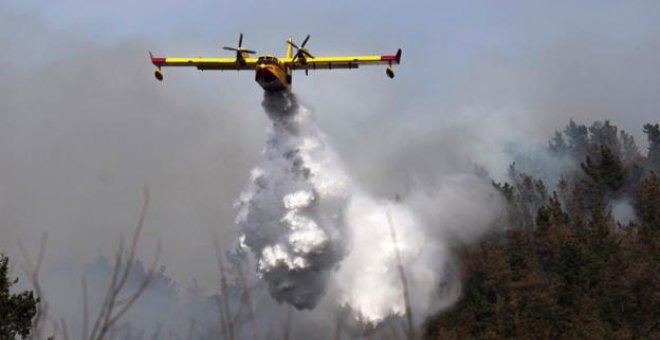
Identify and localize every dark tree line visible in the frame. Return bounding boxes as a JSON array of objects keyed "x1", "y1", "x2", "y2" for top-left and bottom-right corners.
[{"x1": 426, "y1": 120, "x2": 660, "y2": 339}]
